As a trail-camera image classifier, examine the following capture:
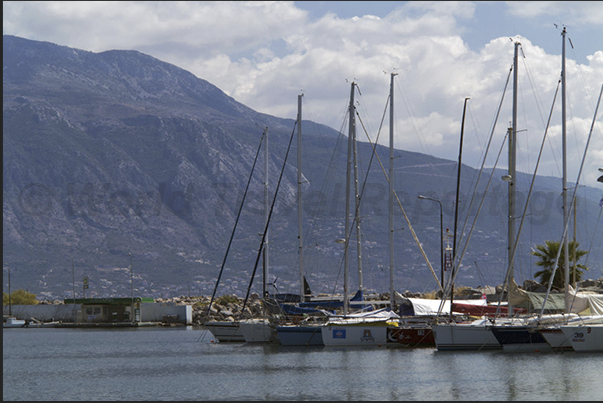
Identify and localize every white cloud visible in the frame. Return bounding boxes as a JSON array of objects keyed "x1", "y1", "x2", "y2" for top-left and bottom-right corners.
[
  {"x1": 506, "y1": 1, "x2": 603, "y2": 26},
  {"x1": 3, "y1": 0, "x2": 602, "y2": 188}
]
